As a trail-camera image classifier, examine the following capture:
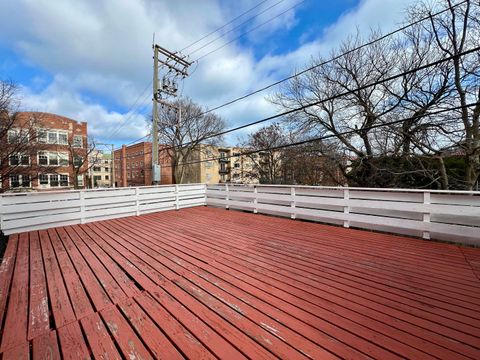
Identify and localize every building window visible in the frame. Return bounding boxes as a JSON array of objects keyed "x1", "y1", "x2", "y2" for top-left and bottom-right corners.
[
  {"x1": 50, "y1": 174, "x2": 59, "y2": 187},
  {"x1": 22, "y1": 175, "x2": 31, "y2": 187},
  {"x1": 60, "y1": 174, "x2": 69, "y2": 187},
  {"x1": 39, "y1": 174, "x2": 49, "y2": 185},
  {"x1": 58, "y1": 132, "x2": 68, "y2": 145},
  {"x1": 59, "y1": 153, "x2": 69, "y2": 166},
  {"x1": 49, "y1": 152, "x2": 59, "y2": 166},
  {"x1": 7, "y1": 130, "x2": 17, "y2": 144},
  {"x1": 9, "y1": 175, "x2": 19, "y2": 187},
  {"x1": 77, "y1": 175, "x2": 84, "y2": 187},
  {"x1": 73, "y1": 135, "x2": 83, "y2": 148},
  {"x1": 9, "y1": 154, "x2": 30, "y2": 166},
  {"x1": 44, "y1": 130, "x2": 69, "y2": 145},
  {"x1": 48, "y1": 131, "x2": 57, "y2": 144},
  {"x1": 234, "y1": 163, "x2": 240, "y2": 168},
  {"x1": 38, "y1": 151, "x2": 48, "y2": 165},
  {"x1": 38, "y1": 173, "x2": 71, "y2": 188},
  {"x1": 7, "y1": 129, "x2": 29, "y2": 144},
  {"x1": 93, "y1": 166, "x2": 101, "y2": 172},
  {"x1": 105, "y1": 175, "x2": 109, "y2": 180},
  {"x1": 9, "y1": 175, "x2": 31, "y2": 188},
  {"x1": 73, "y1": 155, "x2": 82, "y2": 167},
  {"x1": 36, "y1": 152, "x2": 69, "y2": 166},
  {"x1": 37, "y1": 129, "x2": 47, "y2": 143},
  {"x1": 104, "y1": 167, "x2": 109, "y2": 172}
]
